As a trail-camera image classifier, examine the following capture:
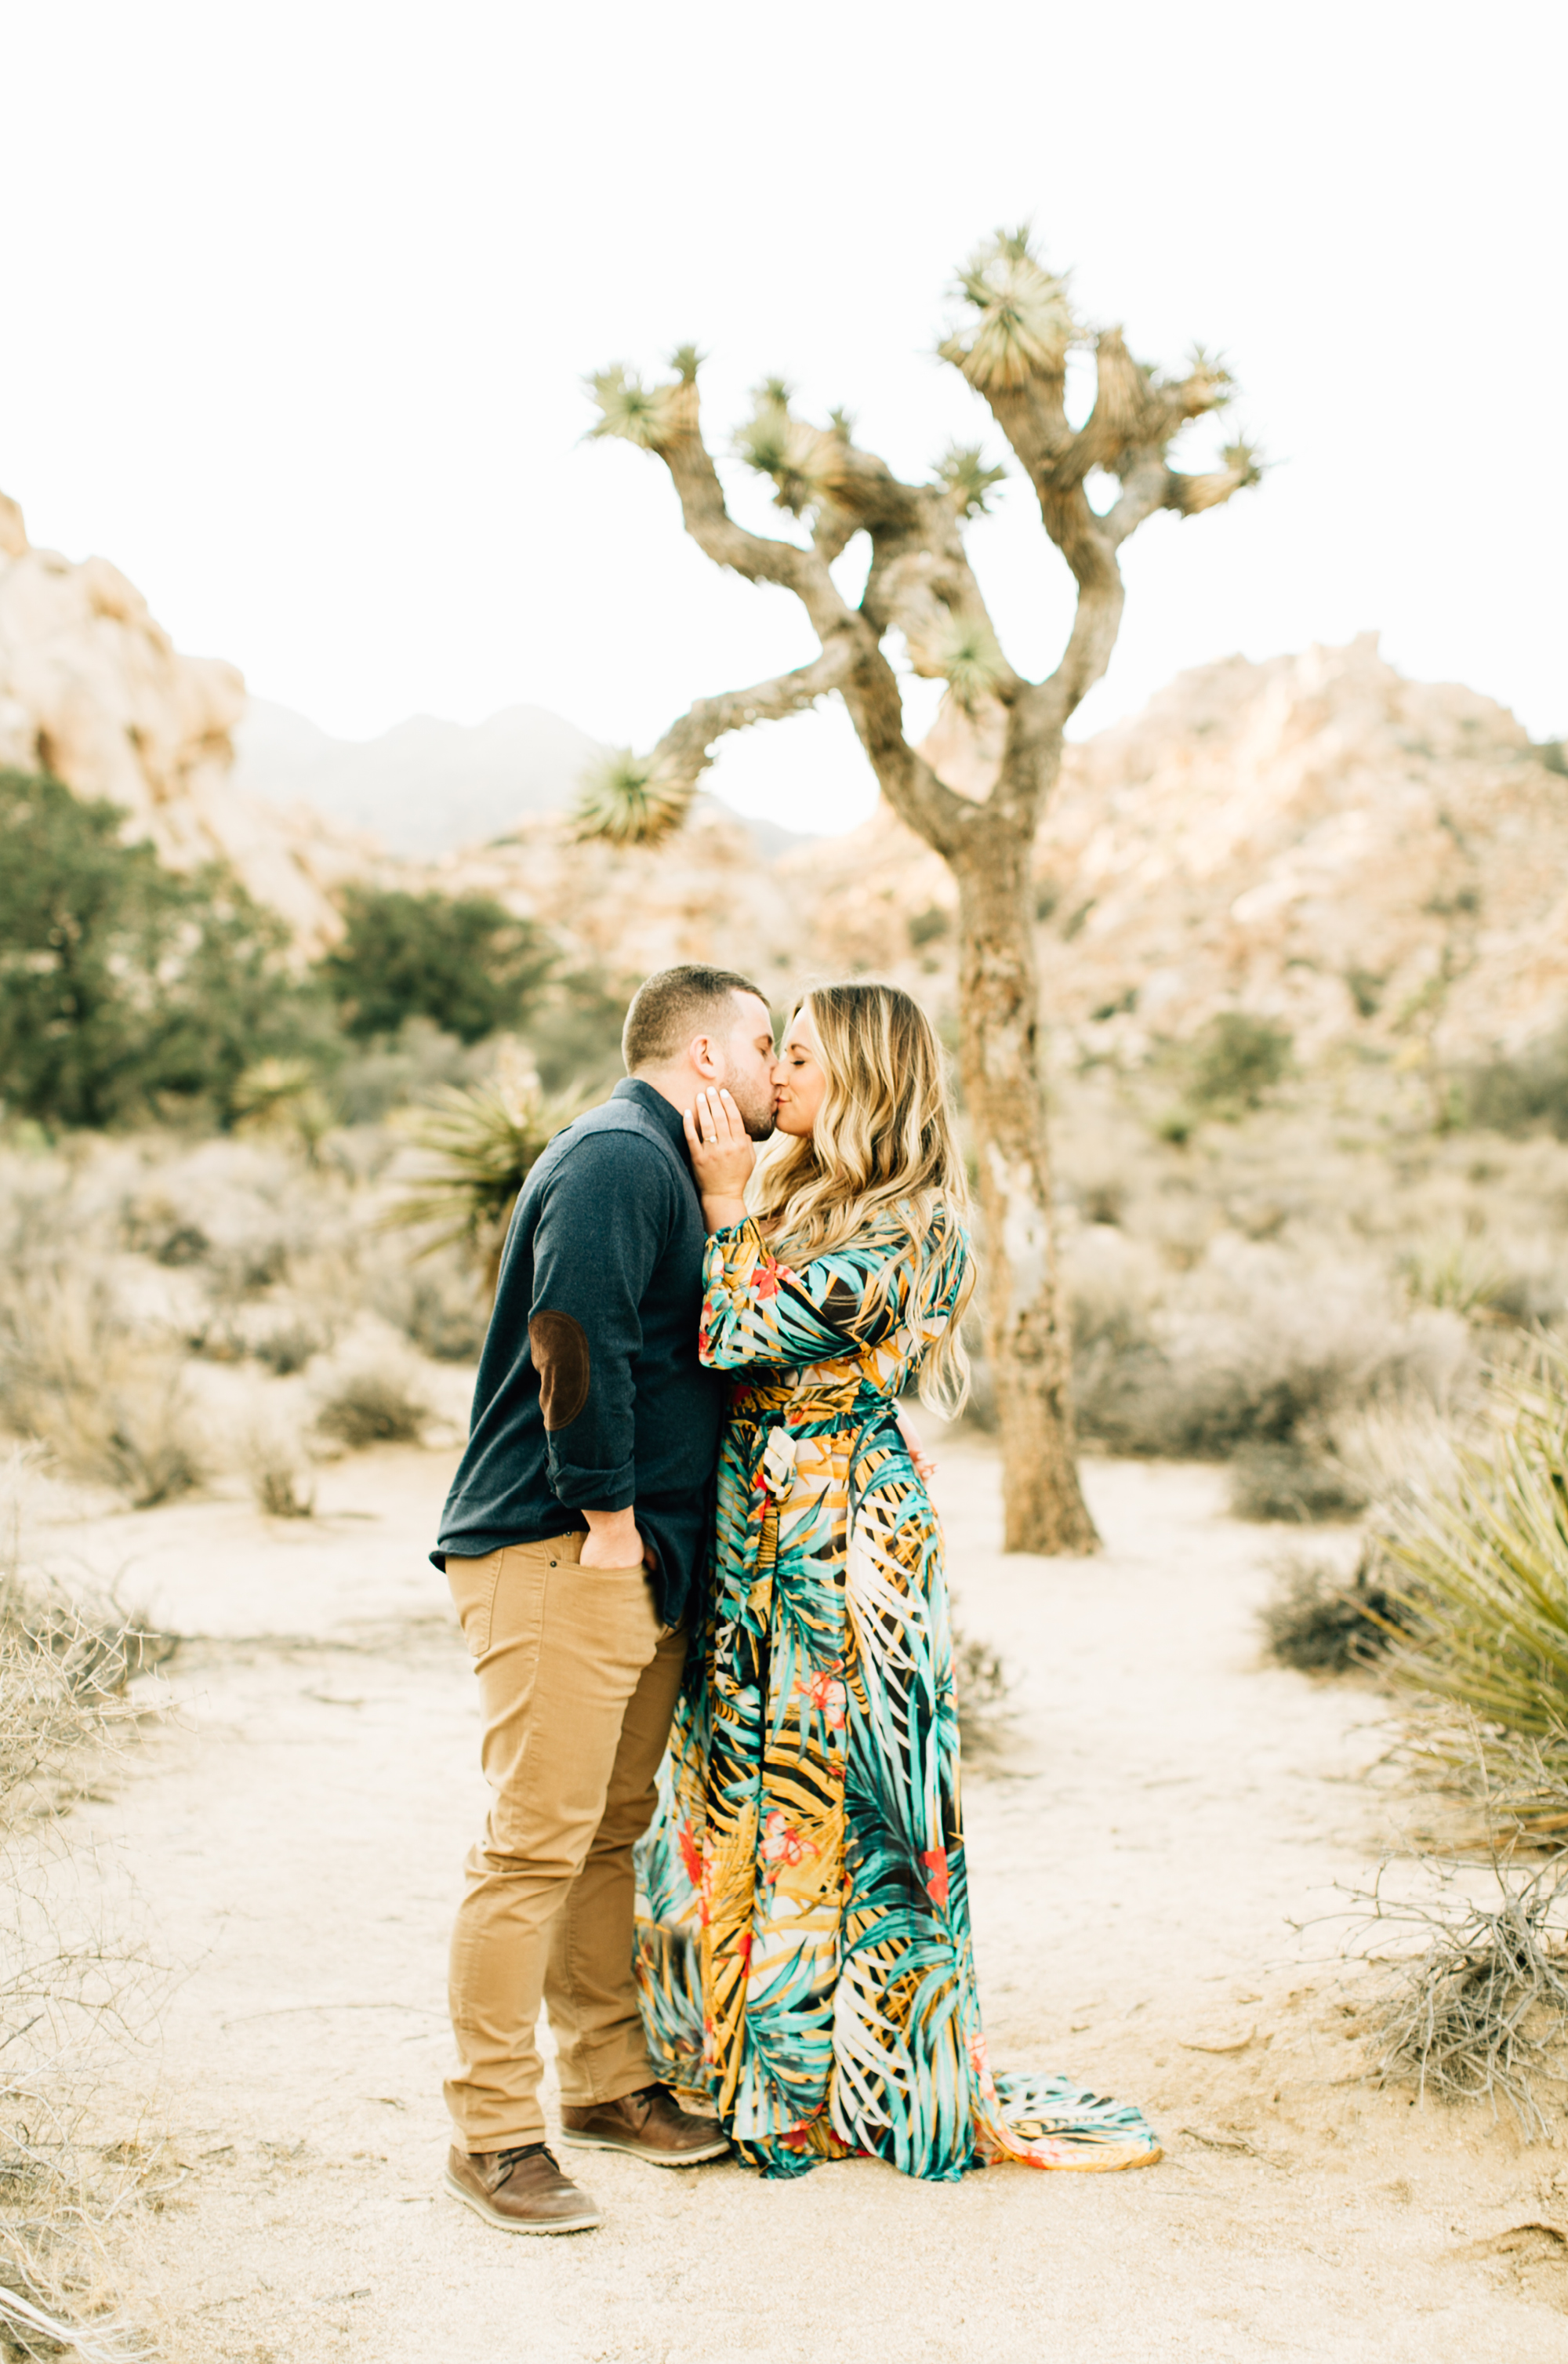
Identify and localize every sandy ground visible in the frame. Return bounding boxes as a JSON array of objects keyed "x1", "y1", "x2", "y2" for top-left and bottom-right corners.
[{"x1": 38, "y1": 1433, "x2": 1568, "y2": 2362}]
